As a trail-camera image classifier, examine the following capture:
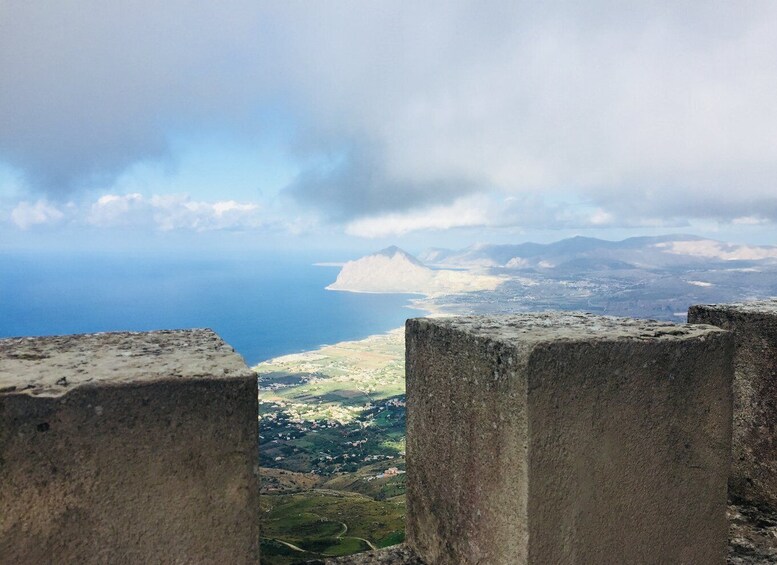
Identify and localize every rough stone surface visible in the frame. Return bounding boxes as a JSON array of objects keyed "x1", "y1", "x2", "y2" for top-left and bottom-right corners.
[
  {"x1": 728, "y1": 501, "x2": 777, "y2": 564},
  {"x1": 406, "y1": 313, "x2": 734, "y2": 565},
  {"x1": 304, "y1": 544, "x2": 425, "y2": 564},
  {"x1": 0, "y1": 329, "x2": 259, "y2": 564},
  {"x1": 295, "y1": 509, "x2": 777, "y2": 565},
  {"x1": 689, "y1": 300, "x2": 777, "y2": 510},
  {"x1": 0, "y1": 329, "x2": 253, "y2": 395}
]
